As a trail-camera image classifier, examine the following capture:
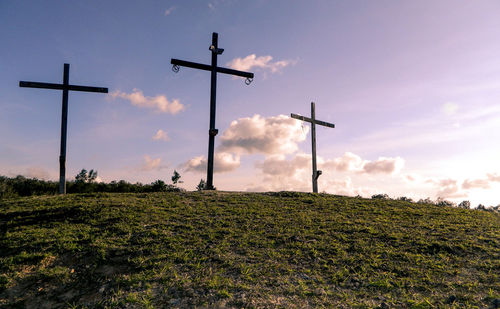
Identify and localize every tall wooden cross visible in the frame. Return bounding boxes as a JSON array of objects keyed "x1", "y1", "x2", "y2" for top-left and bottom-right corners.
[
  {"x1": 291, "y1": 102, "x2": 335, "y2": 193},
  {"x1": 171, "y1": 32, "x2": 254, "y2": 190},
  {"x1": 20, "y1": 63, "x2": 108, "y2": 194}
]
